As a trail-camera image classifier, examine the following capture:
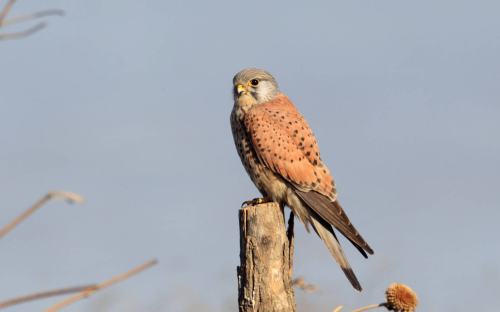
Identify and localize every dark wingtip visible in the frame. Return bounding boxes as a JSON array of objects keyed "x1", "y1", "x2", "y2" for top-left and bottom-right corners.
[
  {"x1": 346, "y1": 237, "x2": 369, "y2": 258},
  {"x1": 359, "y1": 239, "x2": 375, "y2": 255},
  {"x1": 366, "y1": 246, "x2": 375, "y2": 255},
  {"x1": 341, "y1": 267, "x2": 363, "y2": 292}
]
